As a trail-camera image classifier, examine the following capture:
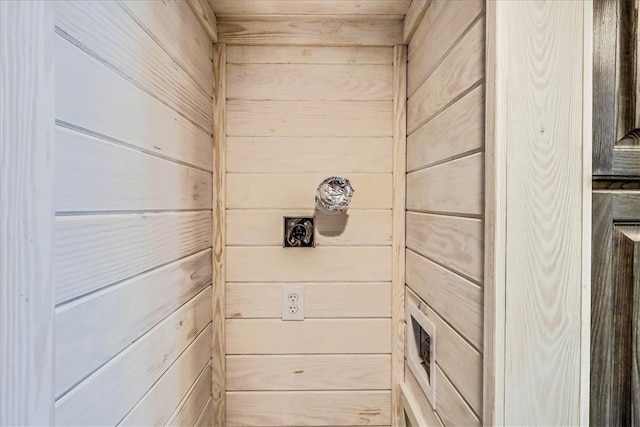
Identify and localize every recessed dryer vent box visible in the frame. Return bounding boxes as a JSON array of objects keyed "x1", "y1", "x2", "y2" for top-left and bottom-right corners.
[{"x1": 406, "y1": 297, "x2": 436, "y2": 408}]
